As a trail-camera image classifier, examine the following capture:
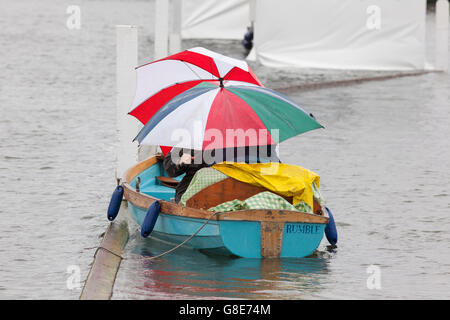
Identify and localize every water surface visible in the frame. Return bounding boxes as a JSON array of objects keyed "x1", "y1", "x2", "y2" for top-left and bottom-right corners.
[{"x1": 0, "y1": 0, "x2": 449, "y2": 299}]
